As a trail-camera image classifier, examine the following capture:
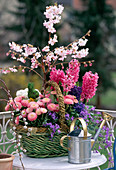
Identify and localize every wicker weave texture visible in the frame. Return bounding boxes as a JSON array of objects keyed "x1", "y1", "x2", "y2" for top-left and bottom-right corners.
[{"x1": 20, "y1": 132, "x2": 68, "y2": 158}]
